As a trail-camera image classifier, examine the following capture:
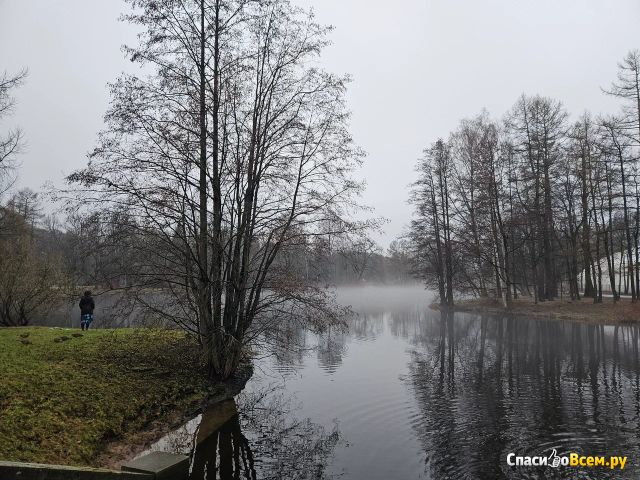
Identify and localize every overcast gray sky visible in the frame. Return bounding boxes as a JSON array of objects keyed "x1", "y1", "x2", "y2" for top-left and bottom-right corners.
[{"x1": 1, "y1": 0, "x2": 639, "y2": 247}]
